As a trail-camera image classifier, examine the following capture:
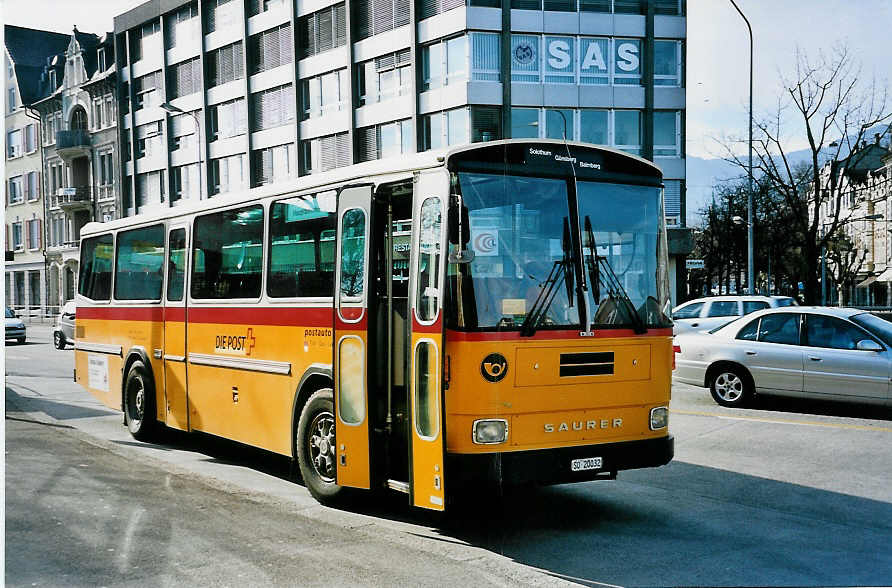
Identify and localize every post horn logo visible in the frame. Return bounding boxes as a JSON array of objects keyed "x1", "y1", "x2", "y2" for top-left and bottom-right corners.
[{"x1": 481, "y1": 353, "x2": 508, "y2": 383}]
